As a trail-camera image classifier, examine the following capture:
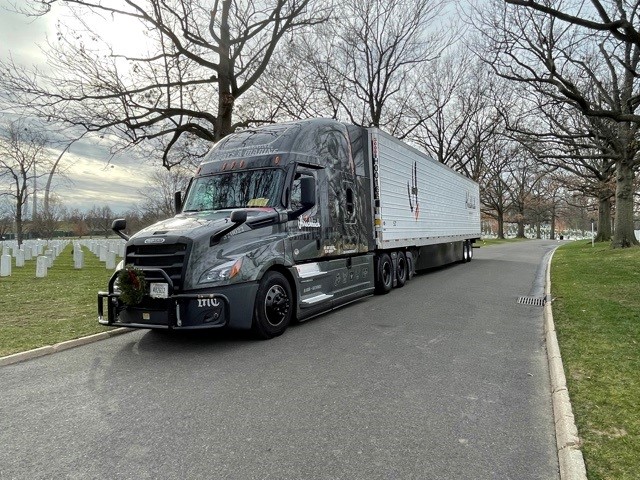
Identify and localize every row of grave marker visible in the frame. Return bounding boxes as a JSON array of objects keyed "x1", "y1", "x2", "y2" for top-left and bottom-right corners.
[{"x1": 0, "y1": 239, "x2": 127, "y2": 277}]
